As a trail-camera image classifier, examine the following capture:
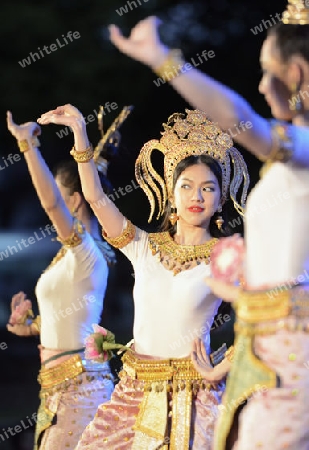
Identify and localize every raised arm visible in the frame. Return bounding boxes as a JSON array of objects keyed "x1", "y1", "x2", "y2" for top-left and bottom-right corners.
[
  {"x1": 6, "y1": 111, "x2": 73, "y2": 241},
  {"x1": 37, "y1": 104, "x2": 124, "y2": 238},
  {"x1": 109, "y1": 16, "x2": 309, "y2": 166}
]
